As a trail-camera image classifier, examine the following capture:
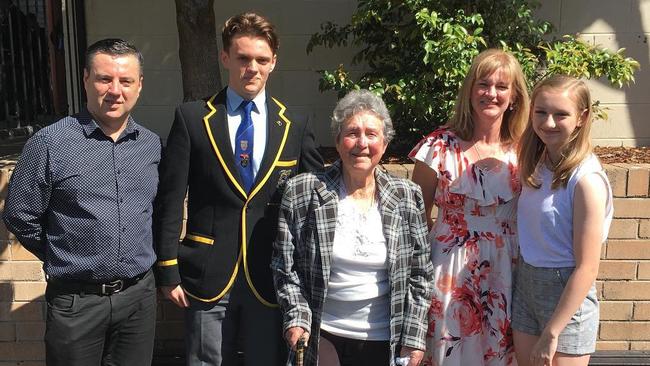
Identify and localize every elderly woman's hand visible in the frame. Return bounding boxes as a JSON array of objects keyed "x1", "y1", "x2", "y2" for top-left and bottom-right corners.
[
  {"x1": 285, "y1": 326, "x2": 310, "y2": 351},
  {"x1": 399, "y1": 345, "x2": 424, "y2": 366}
]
